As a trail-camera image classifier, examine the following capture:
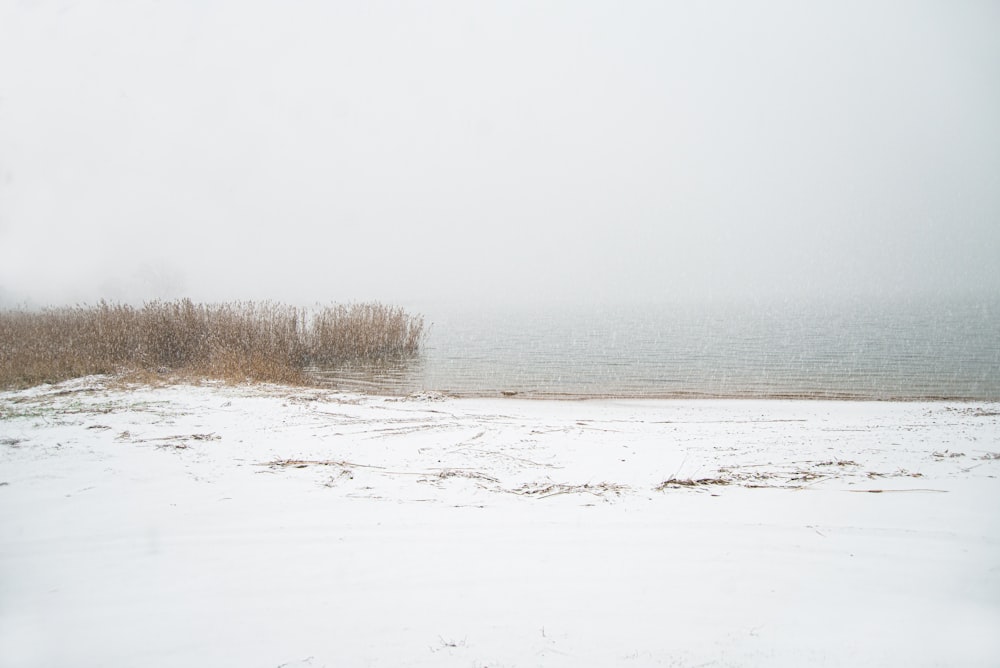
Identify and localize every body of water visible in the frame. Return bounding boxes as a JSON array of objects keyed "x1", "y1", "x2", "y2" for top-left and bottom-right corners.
[{"x1": 315, "y1": 297, "x2": 1000, "y2": 401}]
